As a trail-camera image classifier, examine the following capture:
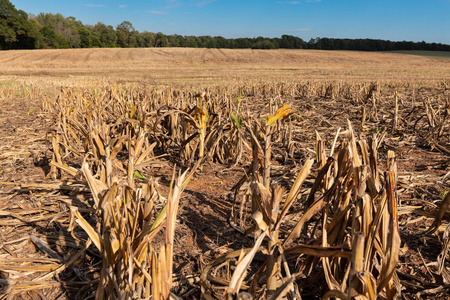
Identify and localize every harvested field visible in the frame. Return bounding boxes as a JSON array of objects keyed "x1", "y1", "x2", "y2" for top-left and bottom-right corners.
[
  {"x1": 0, "y1": 48, "x2": 449, "y2": 299},
  {"x1": 0, "y1": 48, "x2": 449, "y2": 85}
]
